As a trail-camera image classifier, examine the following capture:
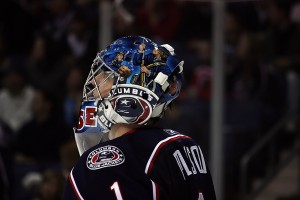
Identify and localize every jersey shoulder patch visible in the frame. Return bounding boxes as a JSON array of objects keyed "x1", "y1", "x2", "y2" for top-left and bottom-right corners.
[{"x1": 86, "y1": 145, "x2": 125, "y2": 170}]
